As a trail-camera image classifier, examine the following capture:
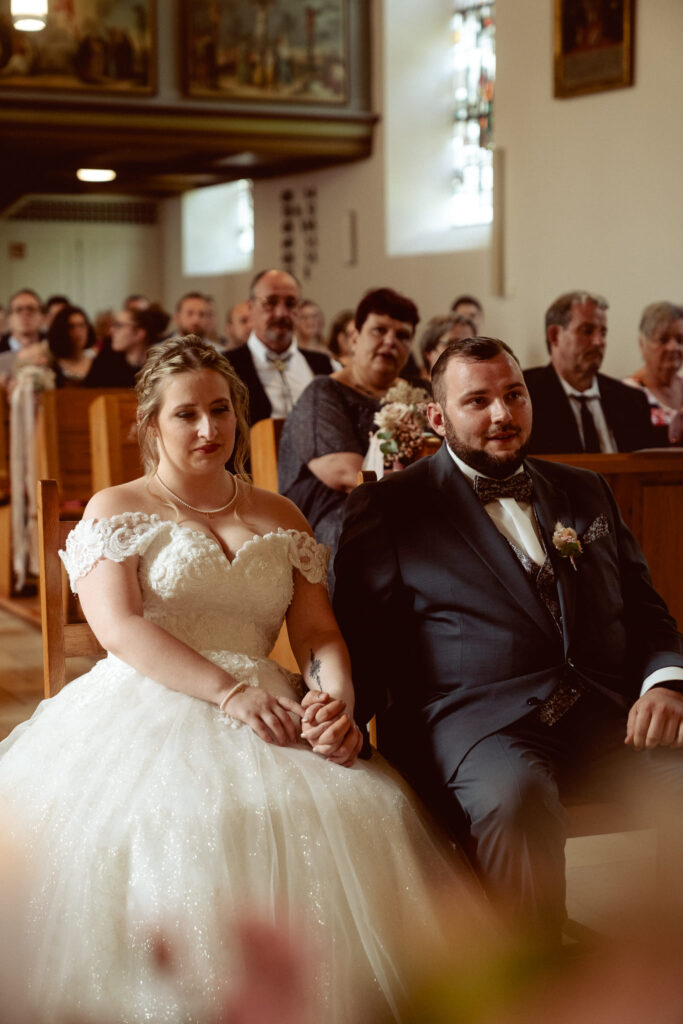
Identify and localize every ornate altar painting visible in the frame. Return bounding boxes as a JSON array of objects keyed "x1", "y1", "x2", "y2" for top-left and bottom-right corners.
[
  {"x1": 0, "y1": 0, "x2": 156, "y2": 95},
  {"x1": 554, "y1": 0, "x2": 634, "y2": 98},
  {"x1": 183, "y1": 0, "x2": 348, "y2": 105}
]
